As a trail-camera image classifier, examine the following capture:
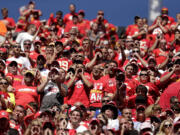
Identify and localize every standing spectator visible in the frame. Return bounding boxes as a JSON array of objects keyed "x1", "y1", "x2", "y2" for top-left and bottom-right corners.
[
  {"x1": 0, "y1": 20, "x2": 7, "y2": 44},
  {"x1": 63, "y1": 4, "x2": 77, "y2": 25},
  {"x1": 37, "y1": 67, "x2": 67, "y2": 111},
  {"x1": 16, "y1": 24, "x2": 39, "y2": 51},
  {"x1": 89, "y1": 65, "x2": 107, "y2": 108},
  {"x1": 1, "y1": 8, "x2": 15, "y2": 31},
  {"x1": 66, "y1": 62, "x2": 93, "y2": 107}
]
